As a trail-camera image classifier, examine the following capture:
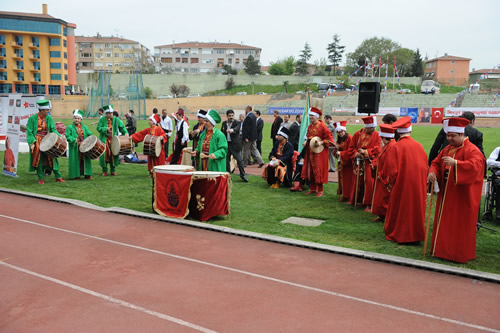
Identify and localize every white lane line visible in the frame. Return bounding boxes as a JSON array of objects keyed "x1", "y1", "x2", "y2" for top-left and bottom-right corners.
[
  {"x1": 1, "y1": 214, "x2": 498, "y2": 333},
  {"x1": 0, "y1": 260, "x2": 217, "y2": 333}
]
